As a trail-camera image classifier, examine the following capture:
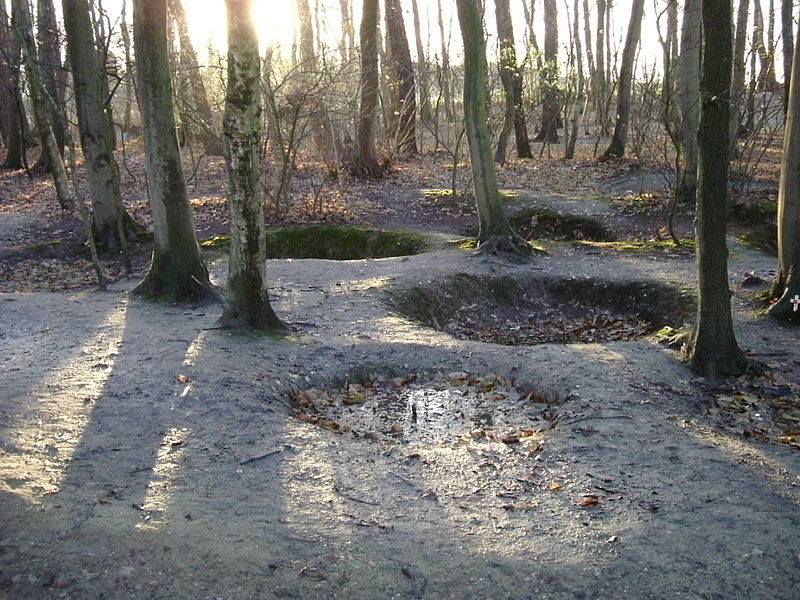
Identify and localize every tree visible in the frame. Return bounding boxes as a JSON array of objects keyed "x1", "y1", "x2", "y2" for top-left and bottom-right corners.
[
  {"x1": 564, "y1": 0, "x2": 586, "y2": 159},
  {"x1": 0, "y1": 0, "x2": 25, "y2": 170},
  {"x1": 535, "y1": 0, "x2": 559, "y2": 144},
  {"x1": 677, "y1": 0, "x2": 701, "y2": 202},
  {"x1": 63, "y1": 0, "x2": 141, "y2": 248},
  {"x1": 385, "y1": 0, "x2": 418, "y2": 155},
  {"x1": 167, "y1": 0, "x2": 223, "y2": 156},
  {"x1": 600, "y1": 0, "x2": 645, "y2": 159},
  {"x1": 131, "y1": 0, "x2": 213, "y2": 302},
  {"x1": 455, "y1": 0, "x2": 527, "y2": 256},
  {"x1": 34, "y1": 0, "x2": 66, "y2": 172},
  {"x1": 353, "y1": 0, "x2": 382, "y2": 176},
  {"x1": 220, "y1": 0, "x2": 285, "y2": 332},
  {"x1": 409, "y1": 0, "x2": 432, "y2": 124},
  {"x1": 681, "y1": 0, "x2": 748, "y2": 377},
  {"x1": 11, "y1": 0, "x2": 72, "y2": 209},
  {"x1": 729, "y1": 0, "x2": 749, "y2": 147},
  {"x1": 494, "y1": 0, "x2": 532, "y2": 163},
  {"x1": 767, "y1": 18, "x2": 800, "y2": 320},
  {"x1": 781, "y1": 0, "x2": 794, "y2": 114}
]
